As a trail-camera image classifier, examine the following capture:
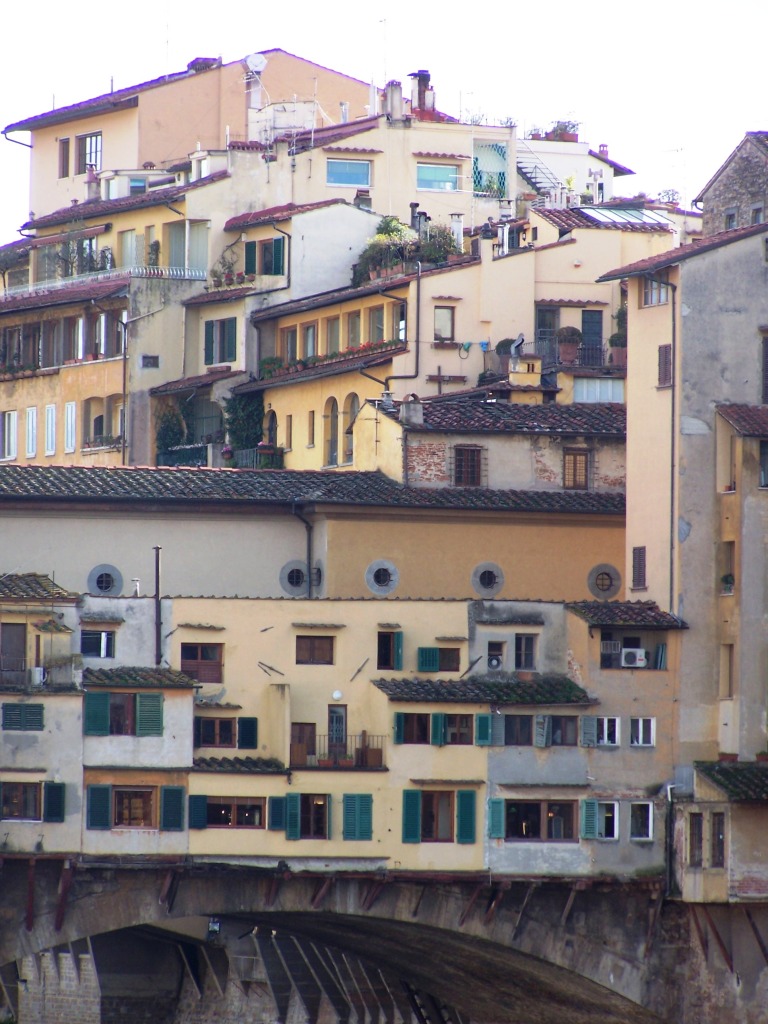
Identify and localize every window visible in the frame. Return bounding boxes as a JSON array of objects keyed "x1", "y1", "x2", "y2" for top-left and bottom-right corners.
[
  {"x1": 759, "y1": 441, "x2": 768, "y2": 488},
  {"x1": 307, "y1": 410, "x2": 315, "y2": 447},
  {"x1": 503, "y1": 800, "x2": 575, "y2": 841},
  {"x1": 141, "y1": 355, "x2": 160, "y2": 369},
  {"x1": 326, "y1": 317, "x2": 340, "y2": 355},
  {"x1": 342, "y1": 793, "x2": 373, "y2": 840},
  {"x1": 76, "y1": 132, "x2": 102, "y2": 174},
  {"x1": 632, "y1": 546, "x2": 647, "y2": 590},
  {"x1": 205, "y1": 796, "x2": 265, "y2": 827},
  {"x1": 25, "y1": 407, "x2": 36, "y2": 458},
  {"x1": 285, "y1": 414, "x2": 293, "y2": 450},
  {"x1": 87, "y1": 784, "x2": 183, "y2": 830},
  {"x1": 181, "y1": 643, "x2": 223, "y2": 684},
  {"x1": 1, "y1": 411, "x2": 17, "y2": 460},
  {"x1": 83, "y1": 691, "x2": 163, "y2": 737},
  {"x1": 324, "y1": 397, "x2": 339, "y2": 466},
  {"x1": 1, "y1": 782, "x2": 41, "y2": 820},
  {"x1": 95, "y1": 571, "x2": 115, "y2": 593},
  {"x1": 394, "y1": 712, "x2": 430, "y2": 744},
  {"x1": 573, "y1": 377, "x2": 625, "y2": 403},
  {"x1": 285, "y1": 793, "x2": 330, "y2": 839},
  {"x1": 550, "y1": 715, "x2": 578, "y2": 746},
  {"x1": 688, "y1": 812, "x2": 703, "y2": 867},
  {"x1": 2, "y1": 703, "x2": 44, "y2": 731},
  {"x1": 402, "y1": 789, "x2": 476, "y2": 844},
  {"x1": 368, "y1": 306, "x2": 384, "y2": 344},
  {"x1": 204, "y1": 318, "x2": 236, "y2": 365},
  {"x1": 596, "y1": 717, "x2": 620, "y2": 746},
  {"x1": 711, "y1": 811, "x2": 725, "y2": 868},
  {"x1": 114, "y1": 788, "x2": 154, "y2": 827},
  {"x1": 296, "y1": 635, "x2": 334, "y2": 665},
  {"x1": 563, "y1": 450, "x2": 589, "y2": 489},
  {"x1": 453, "y1": 445, "x2": 483, "y2": 487},
  {"x1": 487, "y1": 640, "x2": 505, "y2": 669},
  {"x1": 58, "y1": 138, "x2": 70, "y2": 178},
  {"x1": 194, "y1": 717, "x2": 235, "y2": 747},
  {"x1": 504, "y1": 714, "x2": 533, "y2": 746},
  {"x1": 642, "y1": 273, "x2": 669, "y2": 306},
  {"x1": 327, "y1": 159, "x2": 371, "y2": 187},
  {"x1": 302, "y1": 323, "x2": 317, "y2": 358},
  {"x1": 719, "y1": 644, "x2": 734, "y2": 698},
  {"x1": 417, "y1": 647, "x2": 460, "y2": 672},
  {"x1": 434, "y1": 306, "x2": 455, "y2": 342},
  {"x1": 597, "y1": 801, "x2": 619, "y2": 840},
  {"x1": 724, "y1": 210, "x2": 737, "y2": 230},
  {"x1": 752, "y1": 206, "x2": 764, "y2": 225},
  {"x1": 417, "y1": 164, "x2": 459, "y2": 191},
  {"x1": 630, "y1": 717, "x2": 655, "y2": 747},
  {"x1": 281, "y1": 326, "x2": 298, "y2": 362},
  {"x1": 630, "y1": 801, "x2": 653, "y2": 840},
  {"x1": 444, "y1": 714, "x2": 473, "y2": 745},
  {"x1": 81, "y1": 630, "x2": 115, "y2": 658},
  {"x1": 377, "y1": 630, "x2": 403, "y2": 670},
  {"x1": 347, "y1": 311, "x2": 361, "y2": 349},
  {"x1": 514, "y1": 634, "x2": 537, "y2": 670},
  {"x1": 421, "y1": 791, "x2": 454, "y2": 841},
  {"x1": 45, "y1": 405, "x2": 56, "y2": 455},
  {"x1": 658, "y1": 344, "x2": 672, "y2": 387},
  {"x1": 763, "y1": 337, "x2": 768, "y2": 405}
]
